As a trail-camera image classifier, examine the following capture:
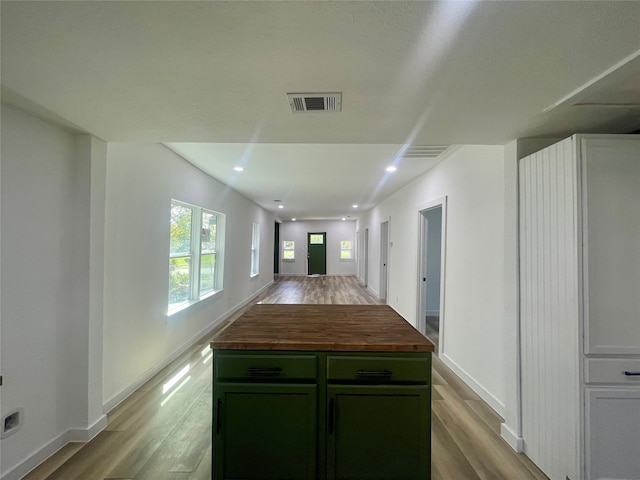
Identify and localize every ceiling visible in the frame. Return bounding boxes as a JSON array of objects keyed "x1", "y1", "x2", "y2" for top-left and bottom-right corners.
[{"x1": 2, "y1": 1, "x2": 639, "y2": 220}]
